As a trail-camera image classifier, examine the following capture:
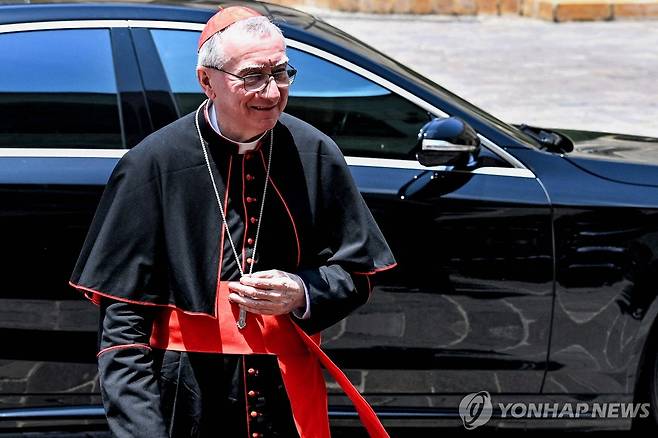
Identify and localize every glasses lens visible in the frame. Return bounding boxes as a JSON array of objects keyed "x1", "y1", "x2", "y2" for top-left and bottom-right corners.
[
  {"x1": 242, "y1": 67, "x2": 297, "y2": 92},
  {"x1": 244, "y1": 74, "x2": 268, "y2": 92},
  {"x1": 272, "y1": 70, "x2": 290, "y2": 86}
]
